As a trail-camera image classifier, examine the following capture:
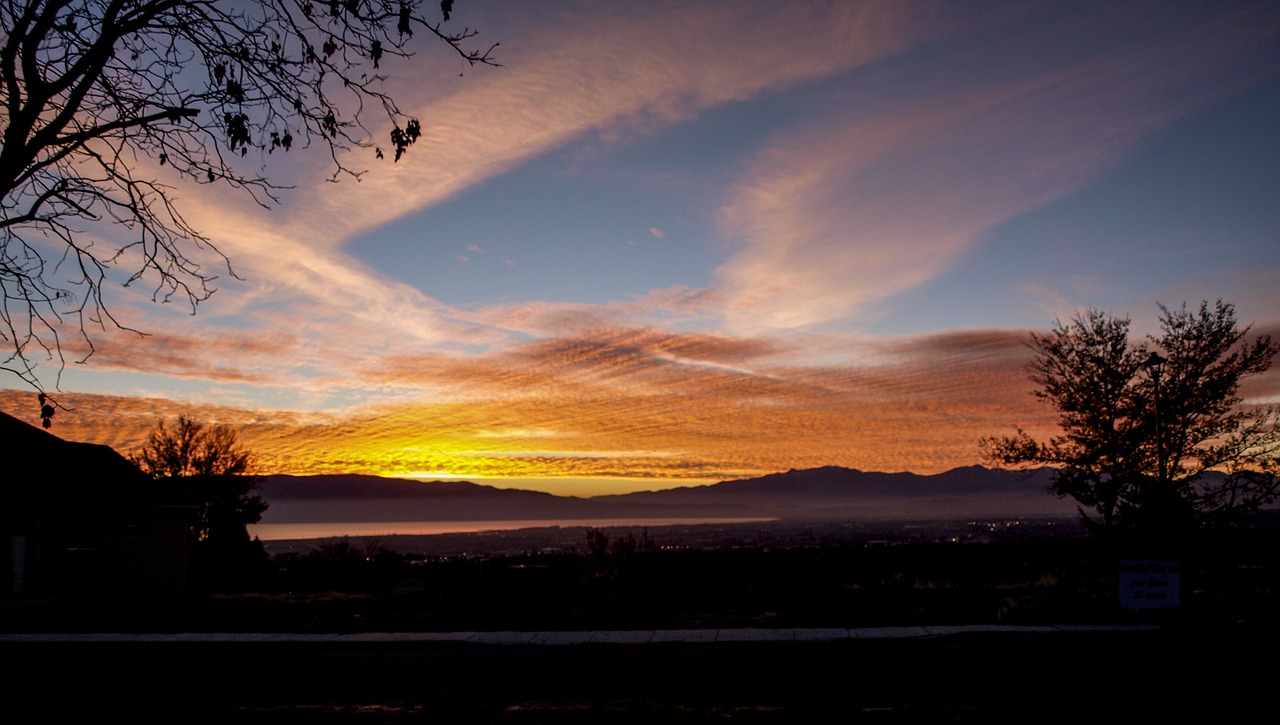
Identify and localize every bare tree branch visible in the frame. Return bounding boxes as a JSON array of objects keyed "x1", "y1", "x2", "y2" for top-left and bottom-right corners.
[{"x1": 1, "y1": 0, "x2": 498, "y2": 398}]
